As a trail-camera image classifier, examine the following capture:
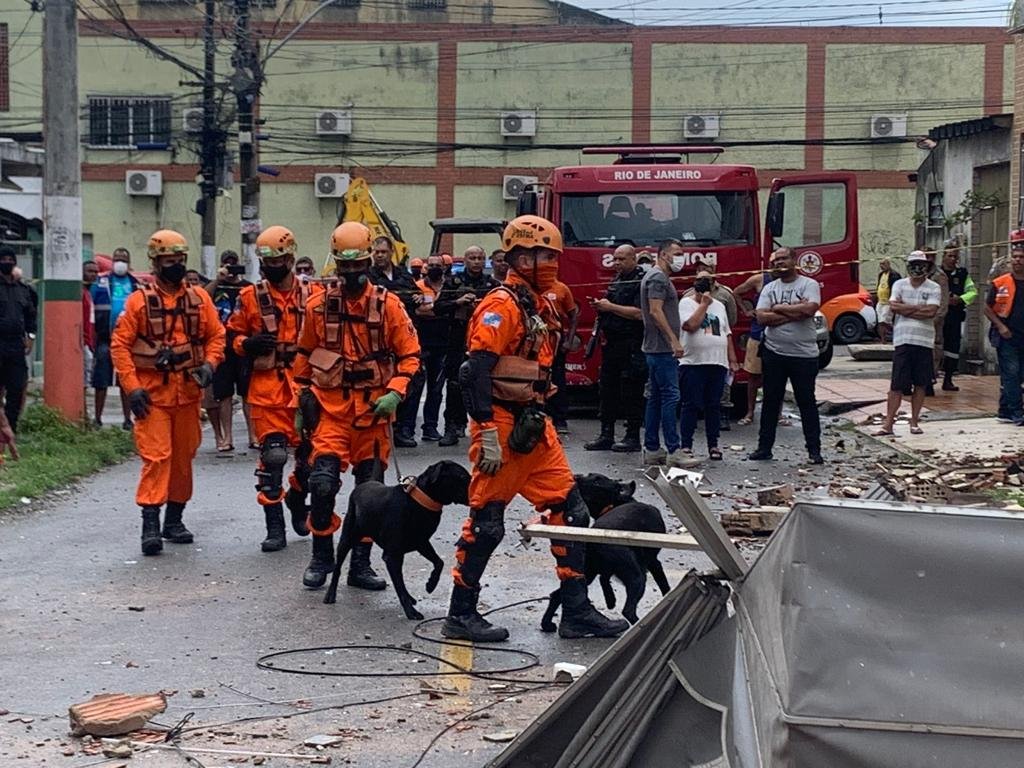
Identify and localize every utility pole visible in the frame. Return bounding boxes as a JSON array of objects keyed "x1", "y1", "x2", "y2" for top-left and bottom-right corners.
[
  {"x1": 198, "y1": 0, "x2": 219, "y2": 278},
  {"x1": 232, "y1": 0, "x2": 262, "y2": 281},
  {"x1": 41, "y1": 0, "x2": 84, "y2": 420}
]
